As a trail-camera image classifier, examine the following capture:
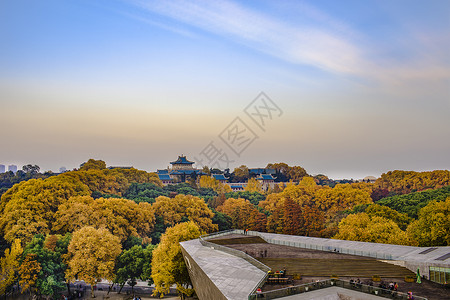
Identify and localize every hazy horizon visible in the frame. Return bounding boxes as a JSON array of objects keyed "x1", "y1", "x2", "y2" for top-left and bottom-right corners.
[{"x1": 1, "y1": 0, "x2": 449, "y2": 180}]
